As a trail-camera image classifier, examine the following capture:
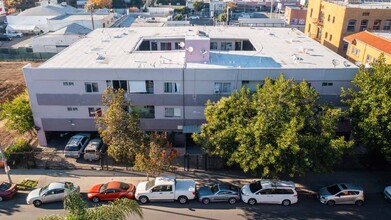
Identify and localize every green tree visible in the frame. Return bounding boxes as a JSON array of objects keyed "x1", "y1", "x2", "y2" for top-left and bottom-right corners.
[
  {"x1": 38, "y1": 191, "x2": 143, "y2": 220},
  {"x1": 173, "y1": 13, "x2": 183, "y2": 21},
  {"x1": 3, "y1": 0, "x2": 36, "y2": 10},
  {"x1": 217, "y1": 13, "x2": 226, "y2": 22},
  {"x1": 95, "y1": 88, "x2": 143, "y2": 164},
  {"x1": 0, "y1": 90, "x2": 34, "y2": 135},
  {"x1": 342, "y1": 55, "x2": 391, "y2": 161},
  {"x1": 193, "y1": 74, "x2": 352, "y2": 177},
  {"x1": 192, "y1": 1, "x2": 204, "y2": 12},
  {"x1": 85, "y1": 0, "x2": 112, "y2": 9},
  {"x1": 134, "y1": 132, "x2": 177, "y2": 180}
]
